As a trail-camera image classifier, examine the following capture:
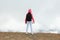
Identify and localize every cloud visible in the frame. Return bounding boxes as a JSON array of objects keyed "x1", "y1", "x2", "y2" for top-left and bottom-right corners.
[{"x1": 0, "y1": 0, "x2": 60, "y2": 33}]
